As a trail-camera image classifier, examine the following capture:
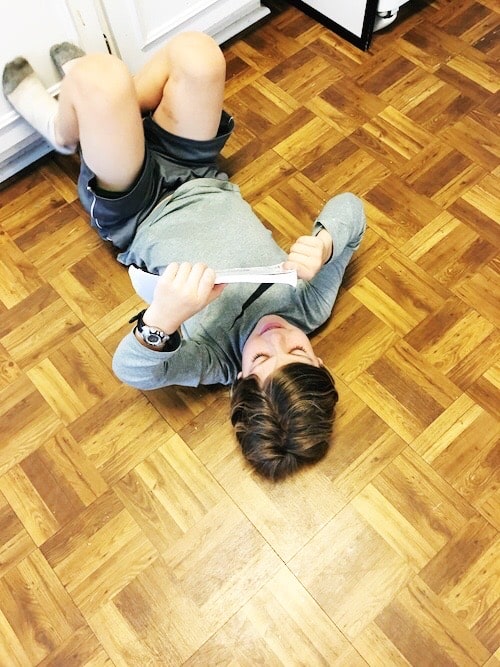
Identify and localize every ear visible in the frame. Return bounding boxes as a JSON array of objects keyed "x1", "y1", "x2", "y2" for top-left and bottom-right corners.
[
  {"x1": 237, "y1": 371, "x2": 242, "y2": 379},
  {"x1": 317, "y1": 357, "x2": 324, "y2": 367}
]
